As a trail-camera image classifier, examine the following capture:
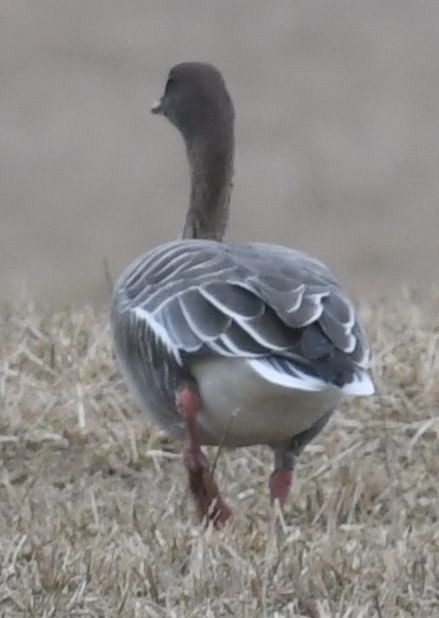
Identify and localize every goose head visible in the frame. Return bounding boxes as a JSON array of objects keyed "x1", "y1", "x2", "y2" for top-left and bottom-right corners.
[{"x1": 151, "y1": 62, "x2": 234, "y2": 142}]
